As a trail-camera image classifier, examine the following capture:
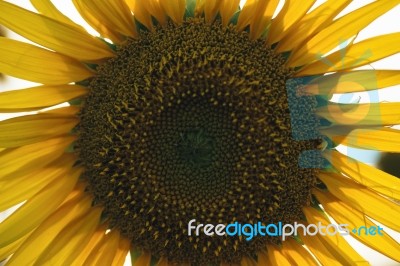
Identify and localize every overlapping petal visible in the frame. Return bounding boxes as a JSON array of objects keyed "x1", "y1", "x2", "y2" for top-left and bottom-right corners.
[
  {"x1": 0, "y1": 38, "x2": 93, "y2": 84},
  {"x1": 0, "y1": 85, "x2": 87, "y2": 112},
  {"x1": 0, "y1": 1, "x2": 114, "y2": 62},
  {"x1": 289, "y1": 0, "x2": 399, "y2": 67}
]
